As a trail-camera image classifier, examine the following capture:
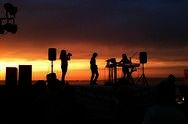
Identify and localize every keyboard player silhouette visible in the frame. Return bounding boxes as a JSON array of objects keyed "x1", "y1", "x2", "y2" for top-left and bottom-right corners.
[
  {"x1": 119, "y1": 54, "x2": 131, "y2": 79},
  {"x1": 118, "y1": 53, "x2": 140, "y2": 84}
]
